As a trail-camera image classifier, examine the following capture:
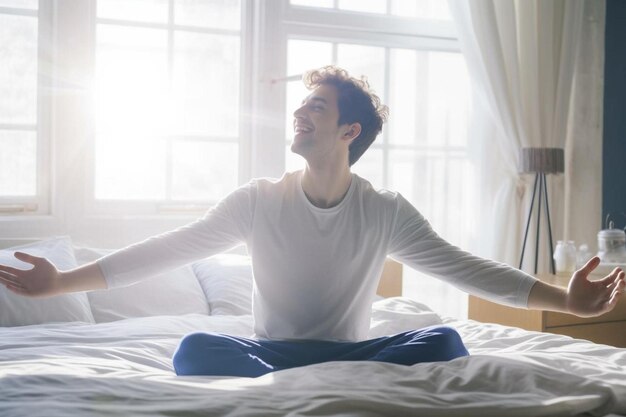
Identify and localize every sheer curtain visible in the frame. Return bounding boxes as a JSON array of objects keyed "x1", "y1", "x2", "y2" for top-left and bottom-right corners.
[{"x1": 447, "y1": 0, "x2": 590, "y2": 273}]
